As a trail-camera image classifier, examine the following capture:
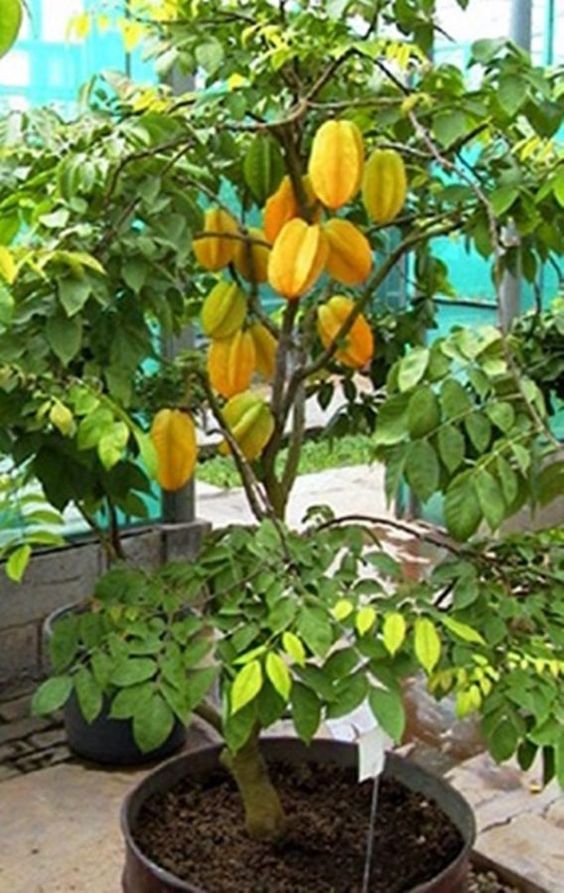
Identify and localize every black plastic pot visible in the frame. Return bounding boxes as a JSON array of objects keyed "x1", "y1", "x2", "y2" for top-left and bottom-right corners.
[
  {"x1": 121, "y1": 736, "x2": 476, "y2": 893},
  {"x1": 44, "y1": 603, "x2": 187, "y2": 766}
]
